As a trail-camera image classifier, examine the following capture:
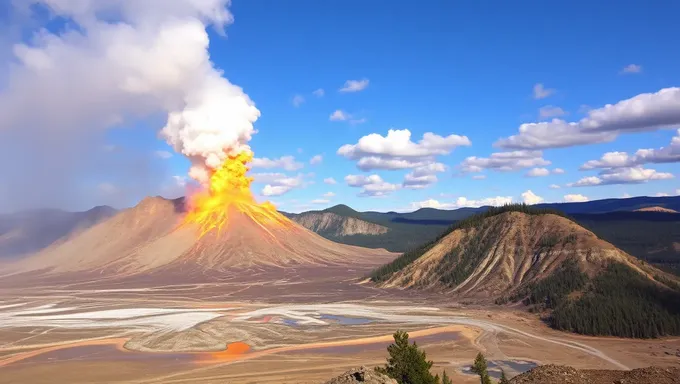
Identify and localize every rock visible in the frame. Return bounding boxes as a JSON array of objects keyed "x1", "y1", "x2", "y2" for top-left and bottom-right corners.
[{"x1": 324, "y1": 366, "x2": 397, "y2": 384}]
